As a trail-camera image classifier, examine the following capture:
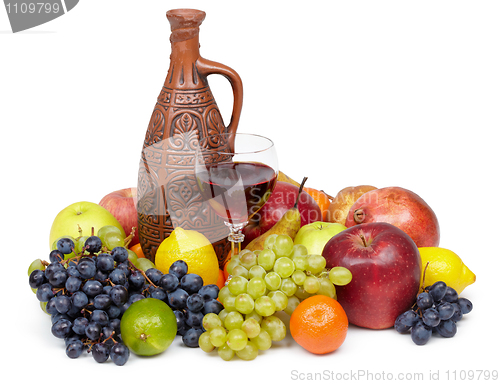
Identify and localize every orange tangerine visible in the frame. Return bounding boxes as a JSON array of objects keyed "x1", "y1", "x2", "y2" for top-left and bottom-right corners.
[
  {"x1": 223, "y1": 259, "x2": 230, "y2": 281},
  {"x1": 303, "y1": 187, "x2": 332, "y2": 222},
  {"x1": 220, "y1": 248, "x2": 233, "y2": 271},
  {"x1": 217, "y1": 269, "x2": 226, "y2": 290},
  {"x1": 130, "y1": 243, "x2": 145, "y2": 258},
  {"x1": 289, "y1": 295, "x2": 348, "y2": 355}
]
